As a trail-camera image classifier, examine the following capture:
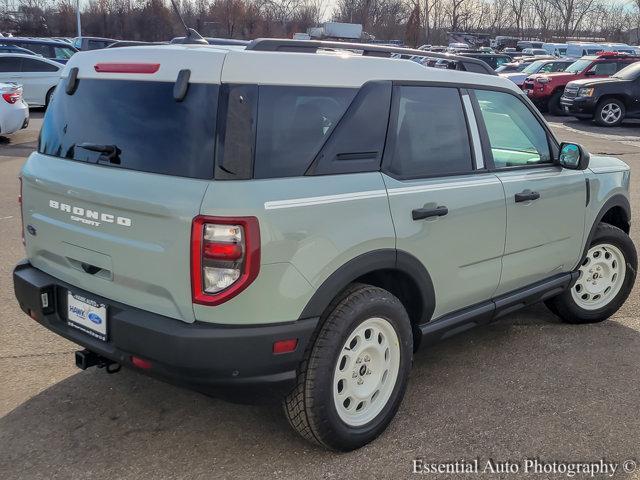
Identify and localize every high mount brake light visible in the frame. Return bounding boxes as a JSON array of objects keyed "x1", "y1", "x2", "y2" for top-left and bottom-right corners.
[
  {"x1": 191, "y1": 216, "x2": 260, "y2": 306},
  {"x1": 94, "y1": 63, "x2": 160, "y2": 74}
]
